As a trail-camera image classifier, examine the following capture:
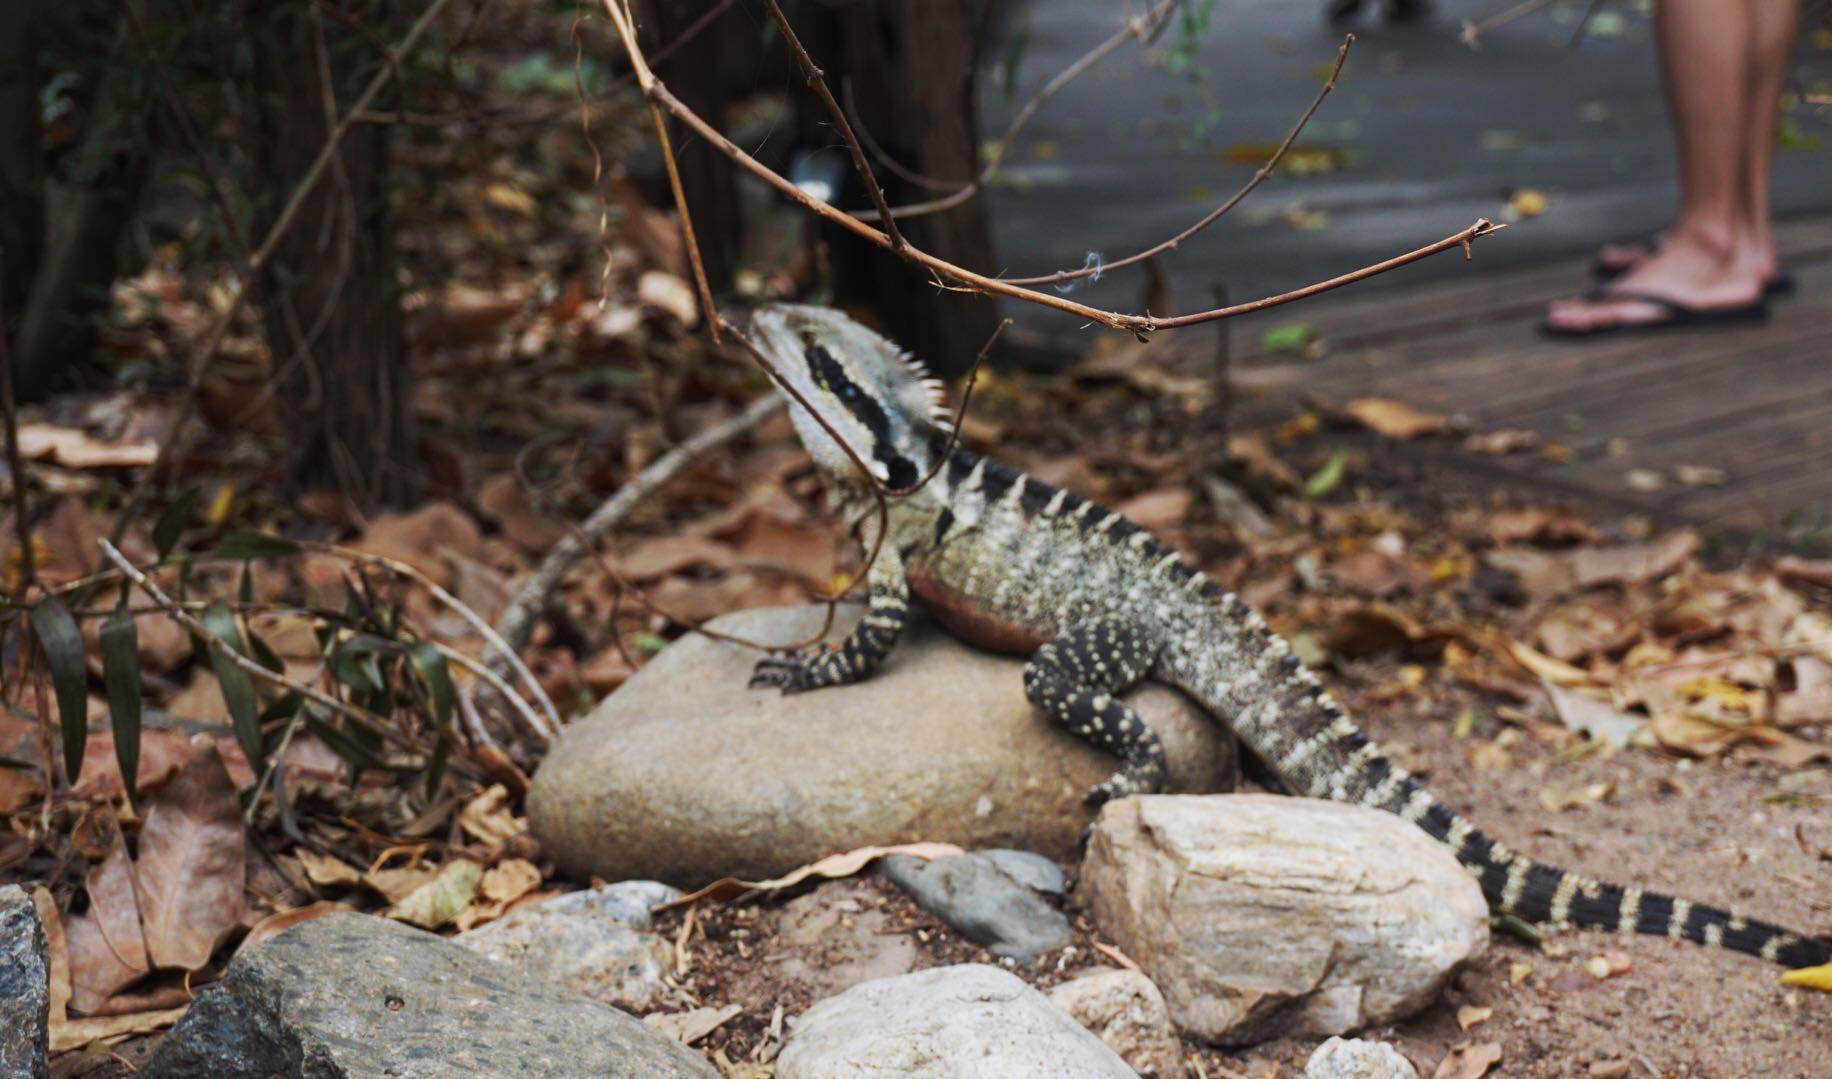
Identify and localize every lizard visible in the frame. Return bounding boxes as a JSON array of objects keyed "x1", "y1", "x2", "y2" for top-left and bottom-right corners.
[{"x1": 741, "y1": 302, "x2": 1831, "y2": 974}]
